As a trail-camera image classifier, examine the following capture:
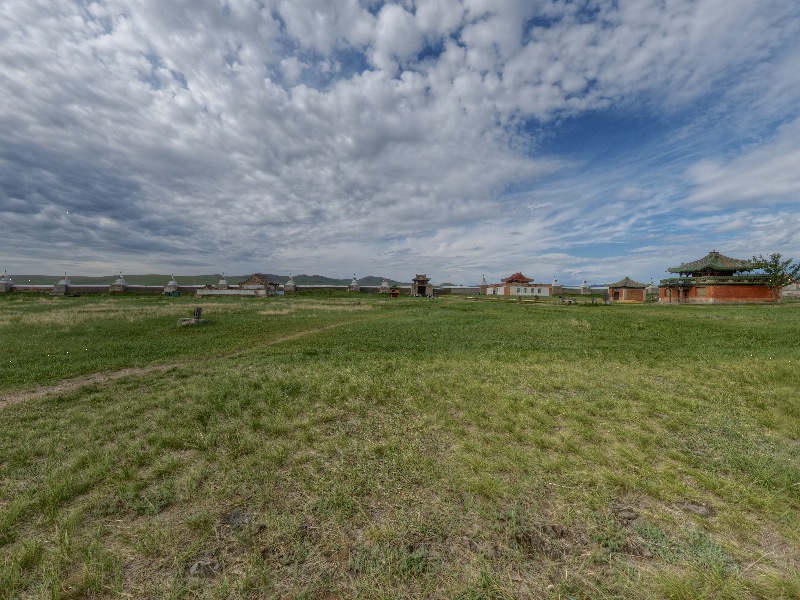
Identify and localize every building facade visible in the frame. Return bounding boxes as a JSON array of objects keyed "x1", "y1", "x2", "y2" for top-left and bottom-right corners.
[
  {"x1": 485, "y1": 272, "x2": 551, "y2": 297},
  {"x1": 411, "y1": 274, "x2": 434, "y2": 296},
  {"x1": 659, "y1": 250, "x2": 773, "y2": 303},
  {"x1": 606, "y1": 276, "x2": 648, "y2": 303}
]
